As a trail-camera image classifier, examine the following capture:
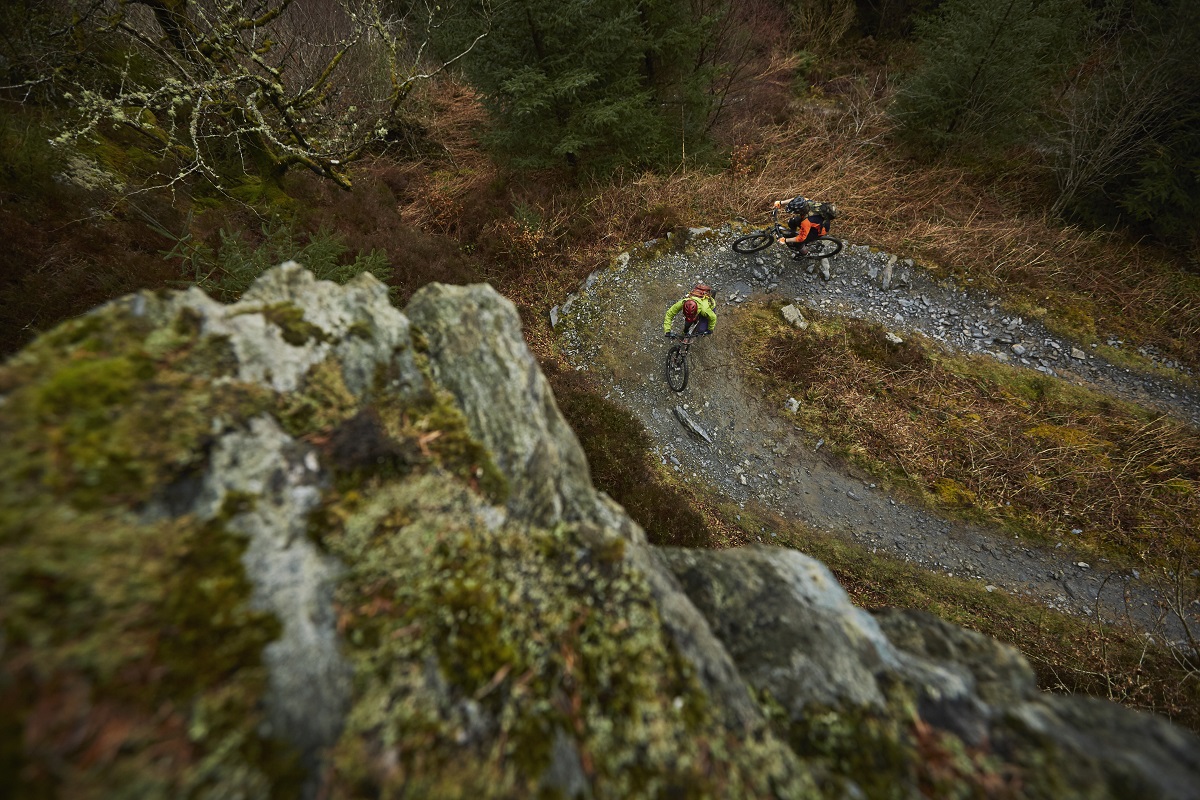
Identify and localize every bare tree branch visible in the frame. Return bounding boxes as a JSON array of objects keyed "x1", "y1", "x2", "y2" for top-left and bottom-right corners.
[{"x1": 33, "y1": 0, "x2": 491, "y2": 191}]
